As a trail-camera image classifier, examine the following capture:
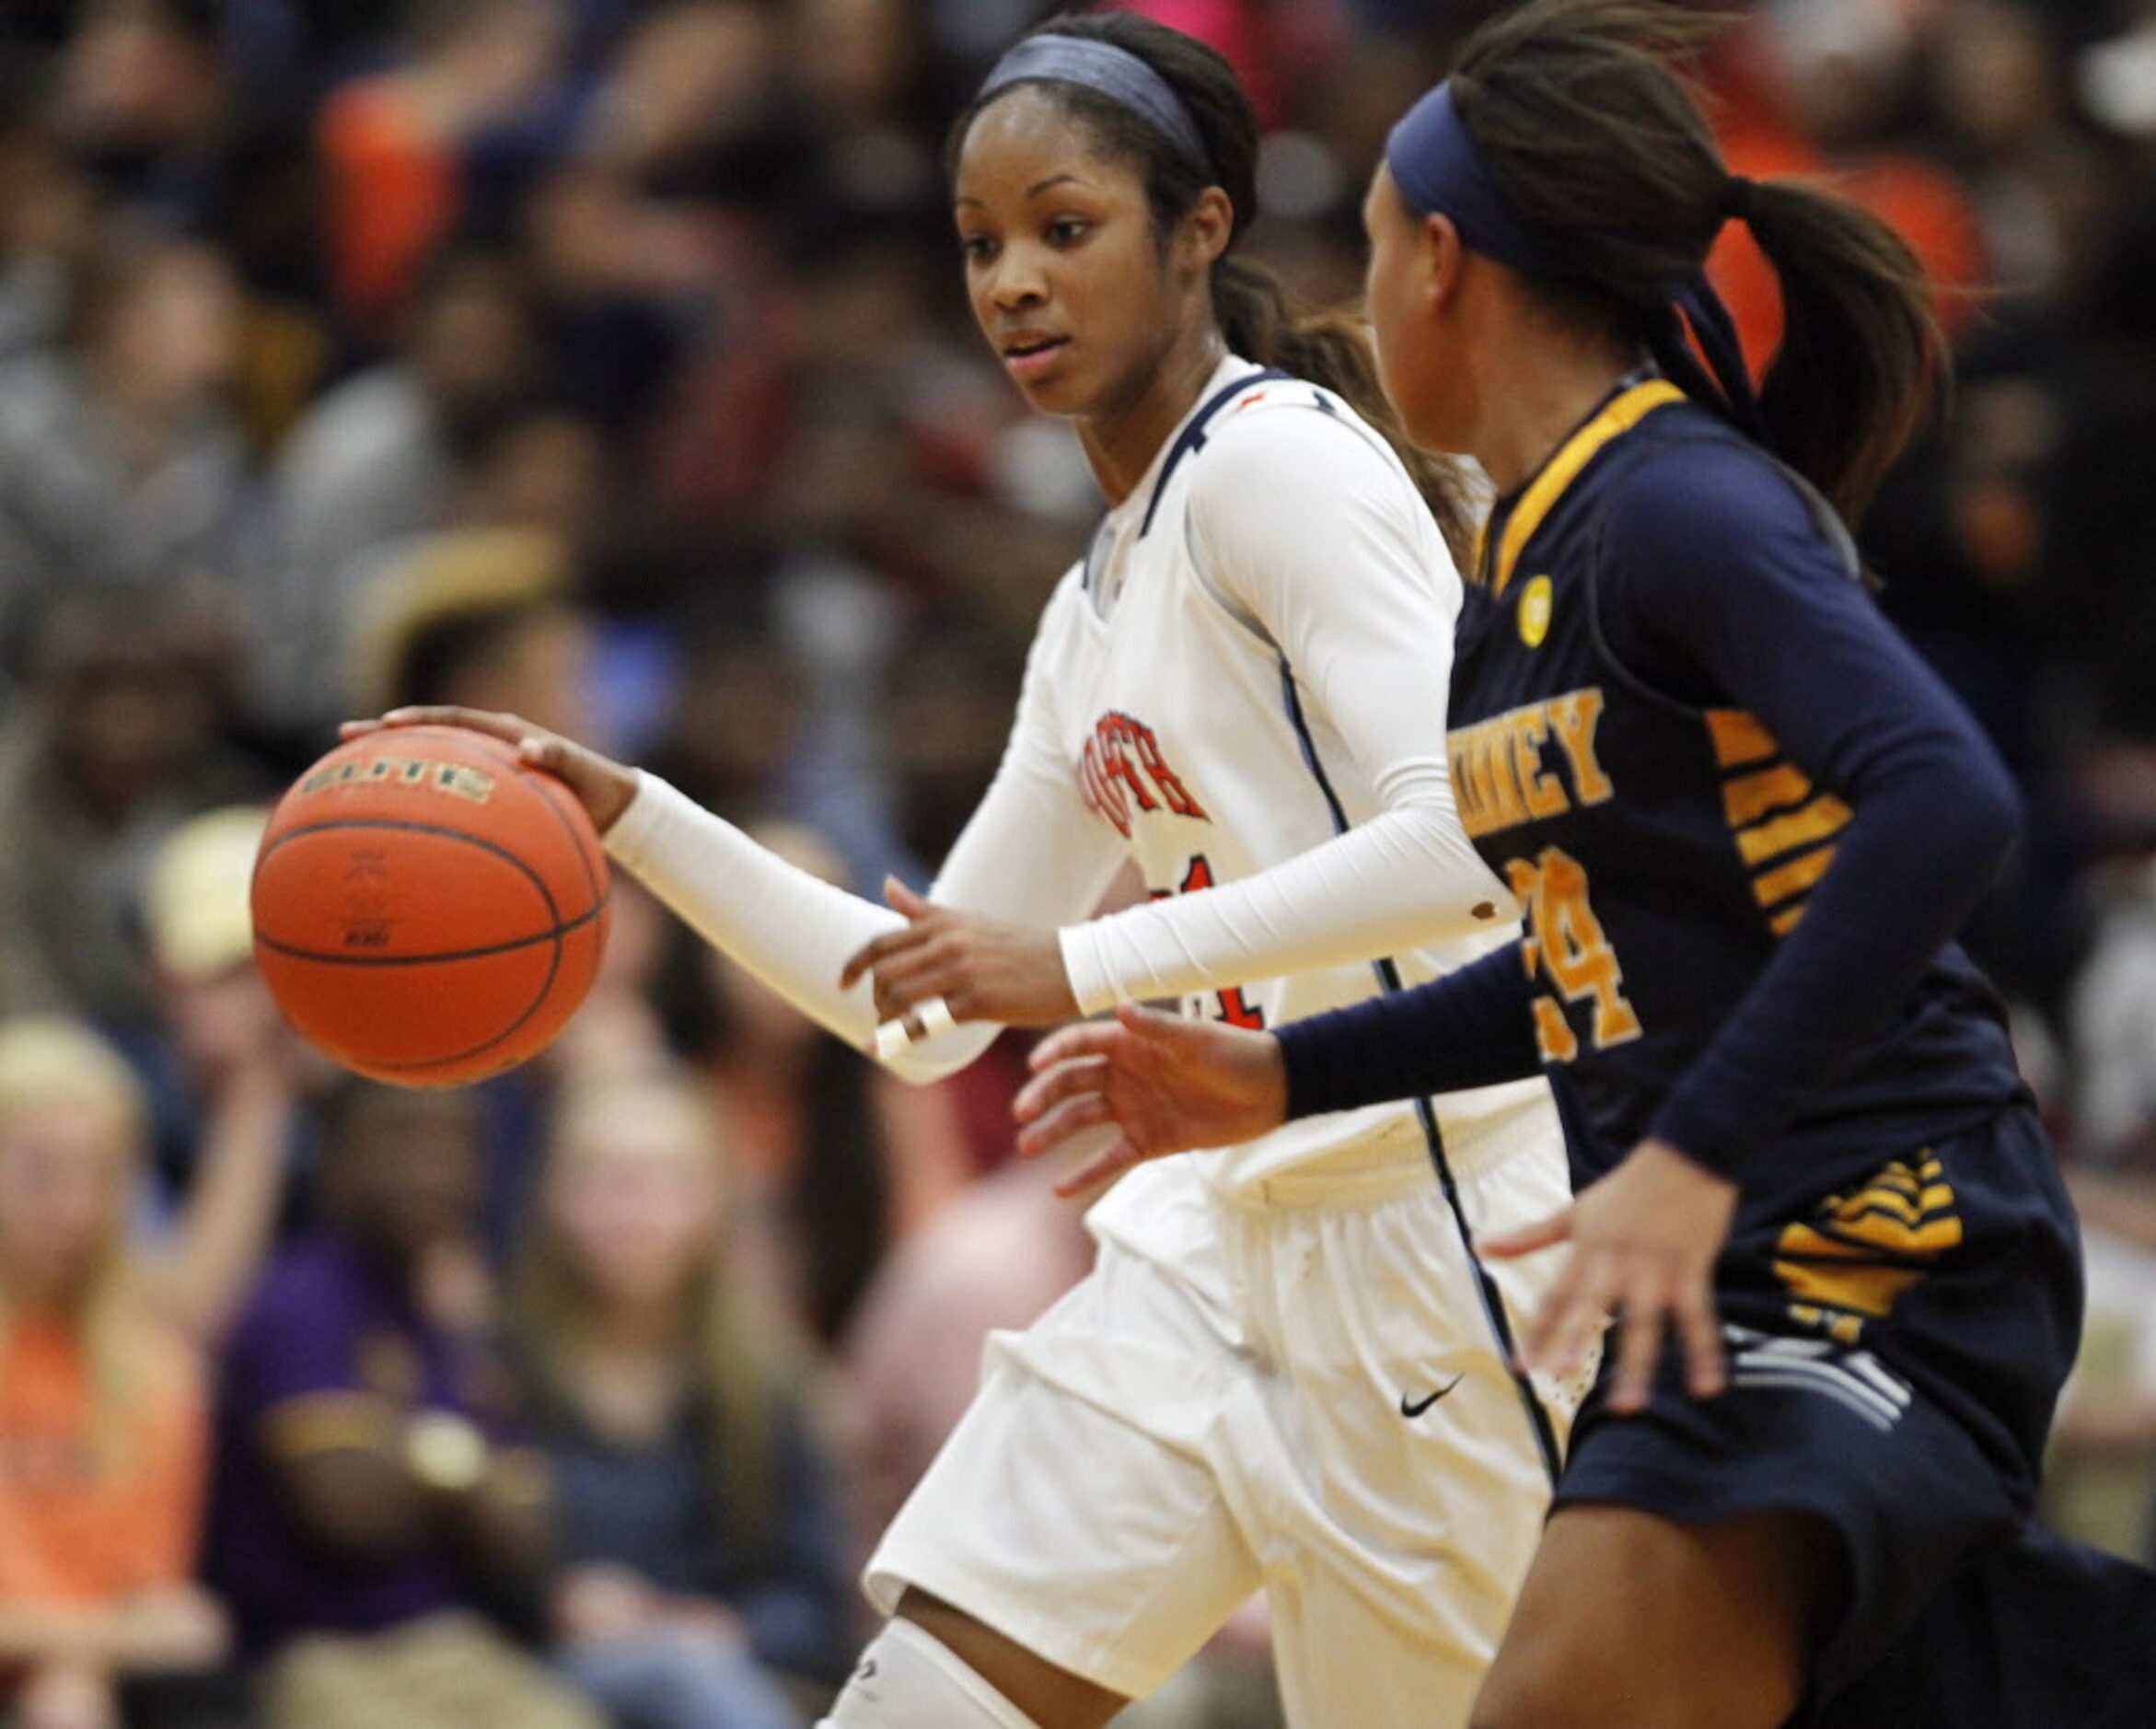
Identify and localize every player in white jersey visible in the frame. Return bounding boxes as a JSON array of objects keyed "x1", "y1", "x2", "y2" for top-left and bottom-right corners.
[{"x1": 354, "y1": 14, "x2": 1575, "y2": 1727}]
